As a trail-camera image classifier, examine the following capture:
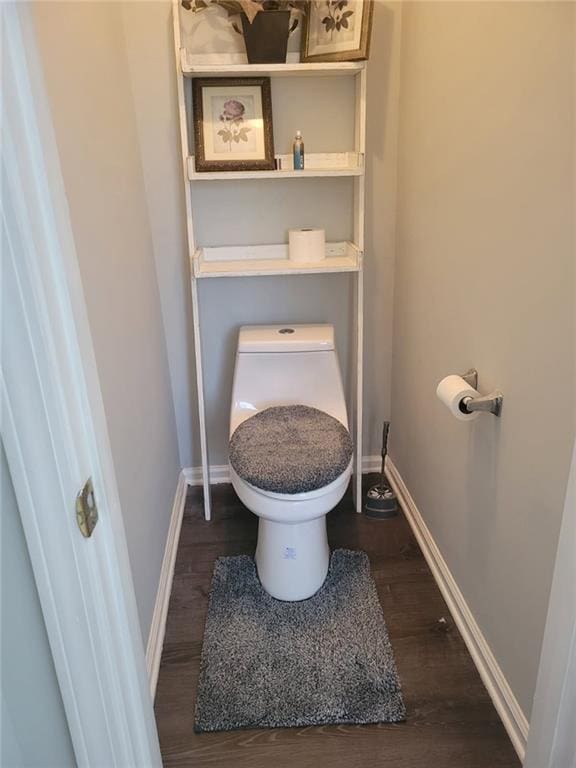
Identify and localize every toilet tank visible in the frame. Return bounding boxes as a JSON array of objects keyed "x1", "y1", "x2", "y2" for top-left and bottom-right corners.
[{"x1": 230, "y1": 324, "x2": 348, "y2": 435}]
